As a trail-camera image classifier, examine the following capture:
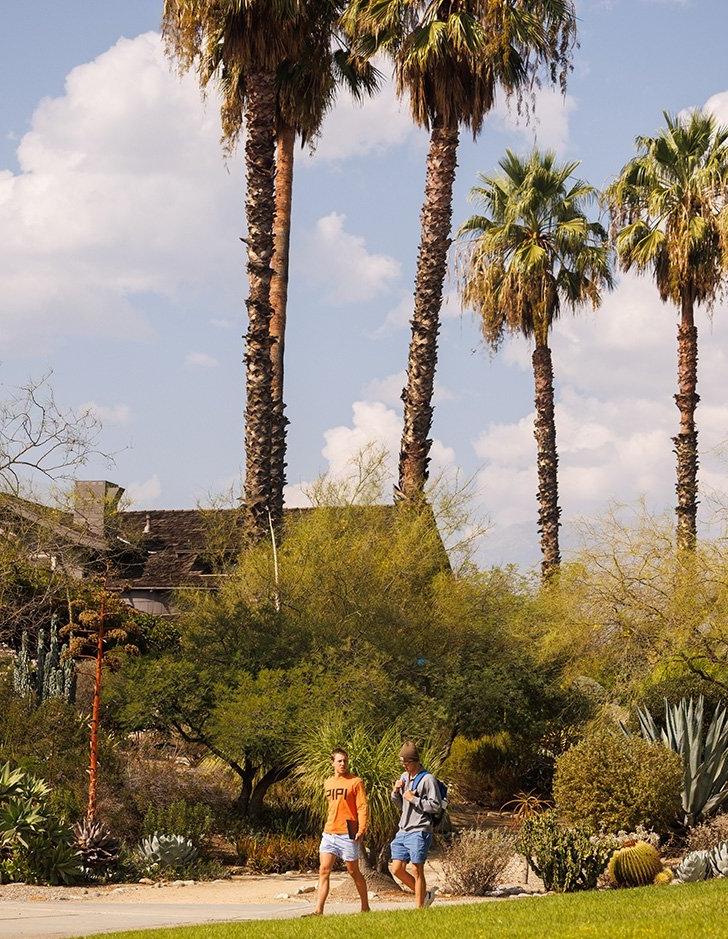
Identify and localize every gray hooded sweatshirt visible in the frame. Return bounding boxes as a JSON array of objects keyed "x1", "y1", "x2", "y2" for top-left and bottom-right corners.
[{"x1": 391, "y1": 770, "x2": 441, "y2": 833}]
